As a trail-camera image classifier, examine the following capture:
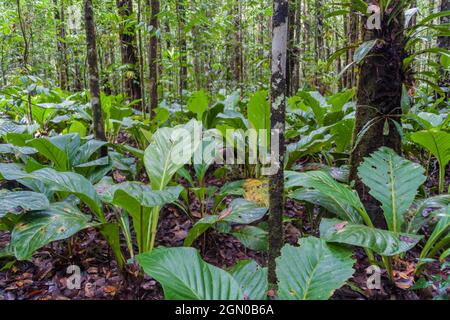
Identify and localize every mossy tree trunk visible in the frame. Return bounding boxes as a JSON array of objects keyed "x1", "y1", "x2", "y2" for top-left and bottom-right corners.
[
  {"x1": 117, "y1": 0, "x2": 142, "y2": 110},
  {"x1": 148, "y1": 0, "x2": 159, "y2": 116},
  {"x1": 84, "y1": 0, "x2": 107, "y2": 156},
  {"x1": 349, "y1": 1, "x2": 405, "y2": 227},
  {"x1": 268, "y1": 0, "x2": 287, "y2": 287}
]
